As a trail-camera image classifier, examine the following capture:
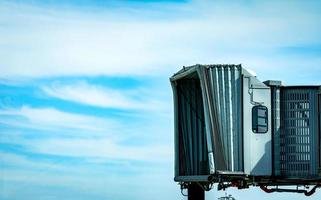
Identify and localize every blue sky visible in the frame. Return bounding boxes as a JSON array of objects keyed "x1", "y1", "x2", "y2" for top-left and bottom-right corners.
[{"x1": 1, "y1": 0, "x2": 321, "y2": 200}]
